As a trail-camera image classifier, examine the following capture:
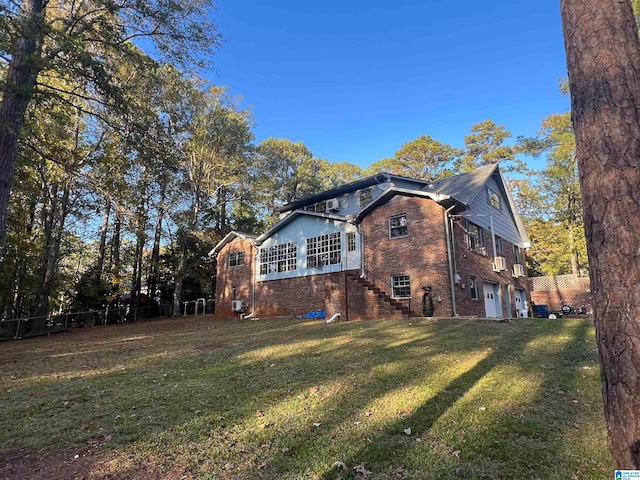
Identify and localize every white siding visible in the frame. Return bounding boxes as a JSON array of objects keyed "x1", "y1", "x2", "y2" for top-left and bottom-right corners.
[
  {"x1": 257, "y1": 216, "x2": 360, "y2": 282},
  {"x1": 460, "y1": 176, "x2": 523, "y2": 247}
]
